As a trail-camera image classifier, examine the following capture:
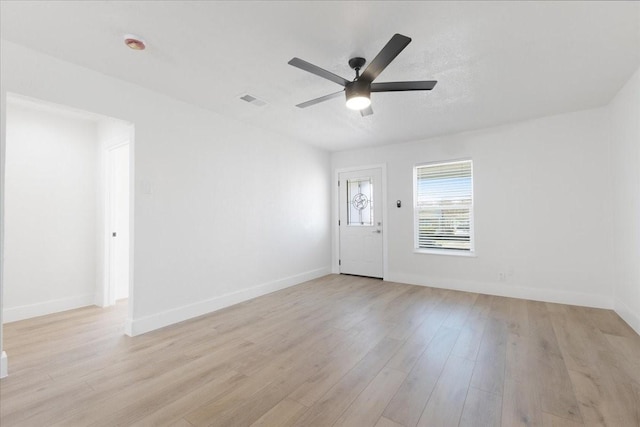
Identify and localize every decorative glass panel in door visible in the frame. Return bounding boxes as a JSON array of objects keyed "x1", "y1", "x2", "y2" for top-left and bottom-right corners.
[{"x1": 347, "y1": 177, "x2": 374, "y2": 226}]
